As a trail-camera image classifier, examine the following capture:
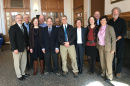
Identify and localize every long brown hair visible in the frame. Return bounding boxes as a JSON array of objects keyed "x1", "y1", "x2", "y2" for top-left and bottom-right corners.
[
  {"x1": 88, "y1": 16, "x2": 97, "y2": 26},
  {"x1": 30, "y1": 17, "x2": 39, "y2": 29}
]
